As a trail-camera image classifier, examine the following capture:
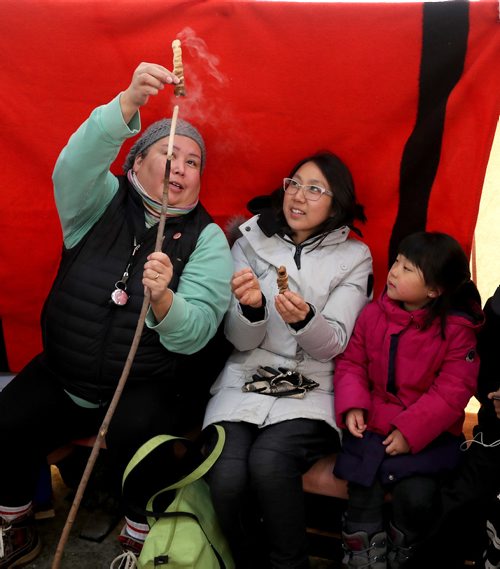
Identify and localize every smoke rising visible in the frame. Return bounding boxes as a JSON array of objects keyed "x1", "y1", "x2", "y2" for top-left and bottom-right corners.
[{"x1": 170, "y1": 27, "x2": 228, "y2": 126}]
